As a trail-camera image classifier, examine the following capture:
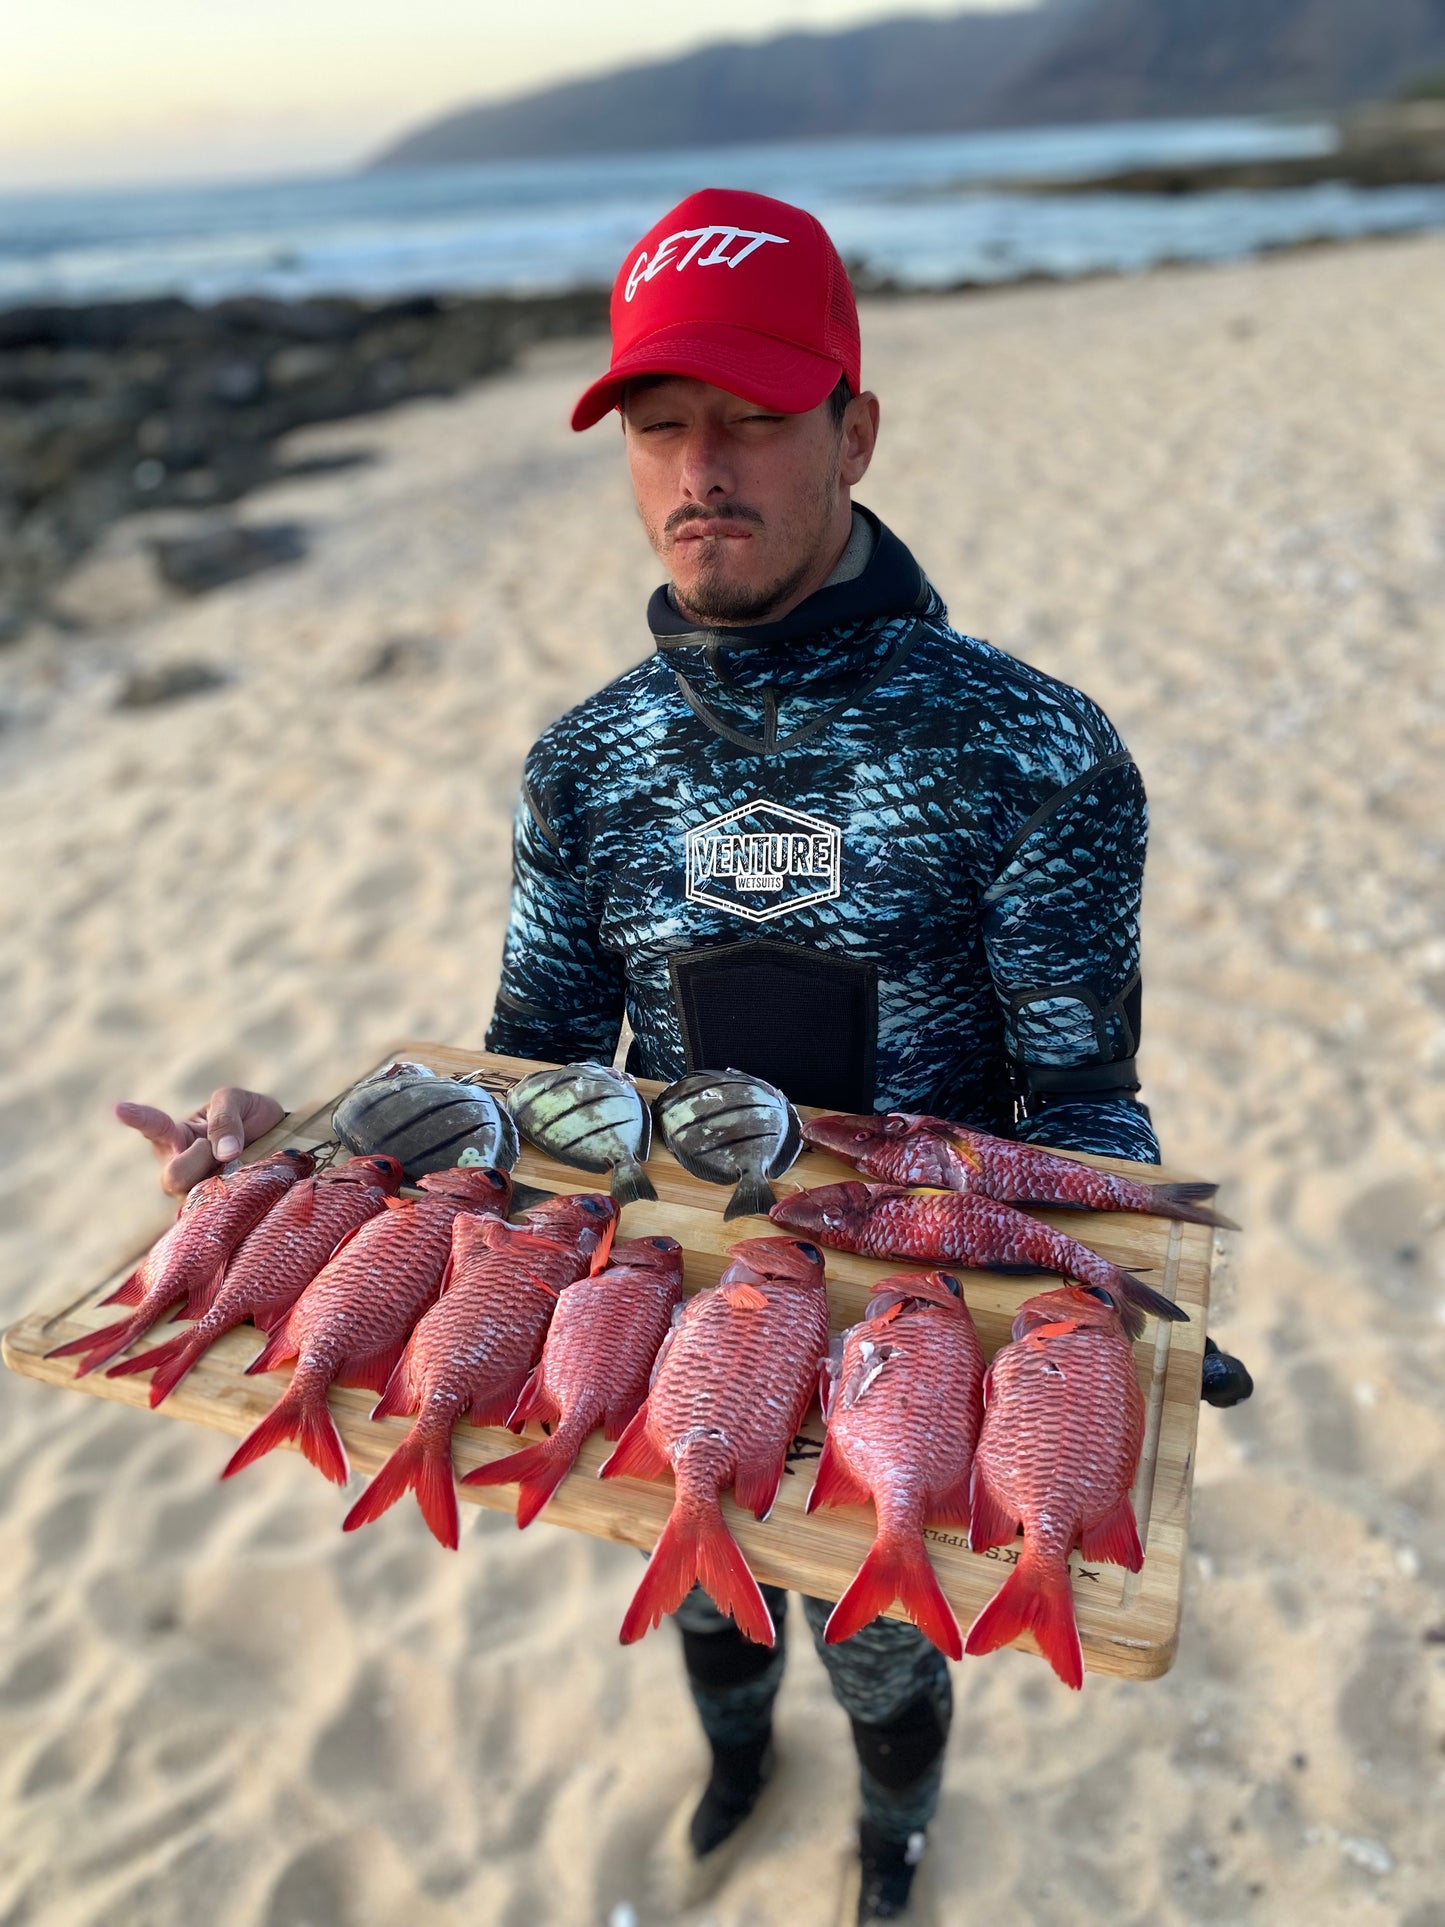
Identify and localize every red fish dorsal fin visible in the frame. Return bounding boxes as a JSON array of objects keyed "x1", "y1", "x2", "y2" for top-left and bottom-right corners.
[{"x1": 720, "y1": 1282, "x2": 768, "y2": 1311}]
